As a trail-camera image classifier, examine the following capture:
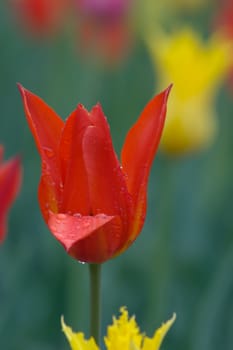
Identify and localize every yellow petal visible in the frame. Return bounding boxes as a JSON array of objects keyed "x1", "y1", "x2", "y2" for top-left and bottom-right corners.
[
  {"x1": 147, "y1": 28, "x2": 232, "y2": 99},
  {"x1": 145, "y1": 27, "x2": 233, "y2": 154},
  {"x1": 104, "y1": 307, "x2": 143, "y2": 350},
  {"x1": 160, "y1": 96, "x2": 217, "y2": 154},
  {"x1": 61, "y1": 316, "x2": 99, "y2": 350},
  {"x1": 142, "y1": 313, "x2": 176, "y2": 350}
]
